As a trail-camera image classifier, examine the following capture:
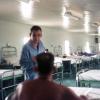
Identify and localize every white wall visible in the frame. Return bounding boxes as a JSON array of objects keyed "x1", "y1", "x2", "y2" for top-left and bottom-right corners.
[
  {"x1": 42, "y1": 27, "x2": 92, "y2": 54},
  {"x1": 0, "y1": 20, "x2": 92, "y2": 61},
  {"x1": 0, "y1": 20, "x2": 31, "y2": 61}
]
